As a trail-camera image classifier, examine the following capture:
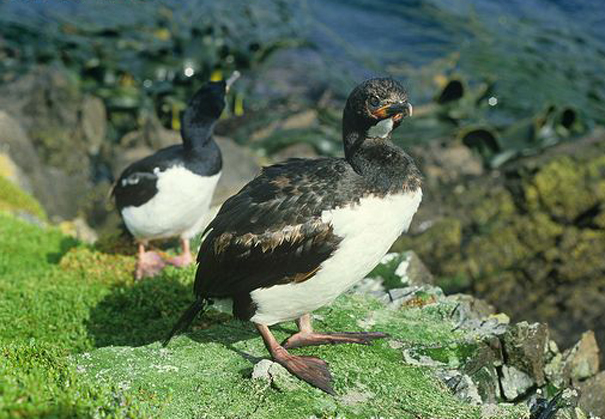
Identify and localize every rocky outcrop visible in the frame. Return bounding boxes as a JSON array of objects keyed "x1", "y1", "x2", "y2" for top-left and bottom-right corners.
[
  {"x1": 396, "y1": 131, "x2": 605, "y2": 364},
  {"x1": 0, "y1": 67, "x2": 104, "y2": 221}
]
